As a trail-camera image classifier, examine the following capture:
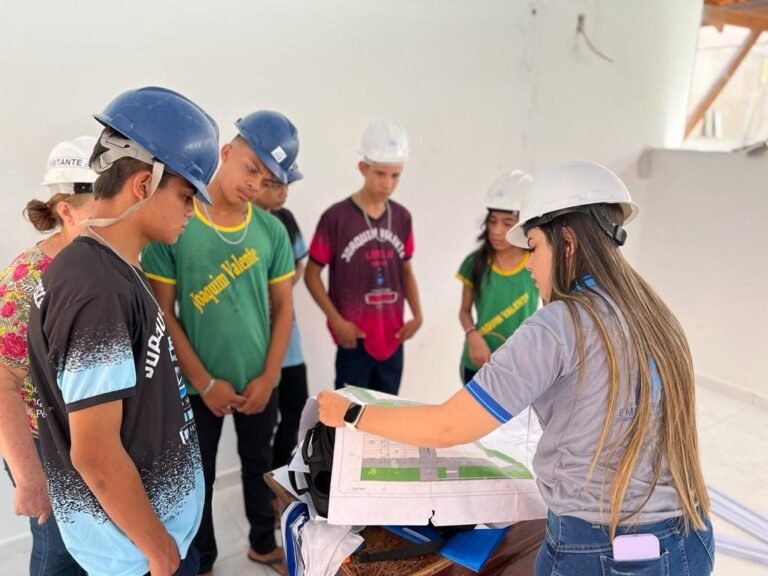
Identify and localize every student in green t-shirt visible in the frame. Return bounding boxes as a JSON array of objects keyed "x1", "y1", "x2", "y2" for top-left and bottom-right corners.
[
  {"x1": 142, "y1": 111, "x2": 301, "y2": 576},
  {"x1": 457, "y1": 171, "x2": 539, "y2": 384}
]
